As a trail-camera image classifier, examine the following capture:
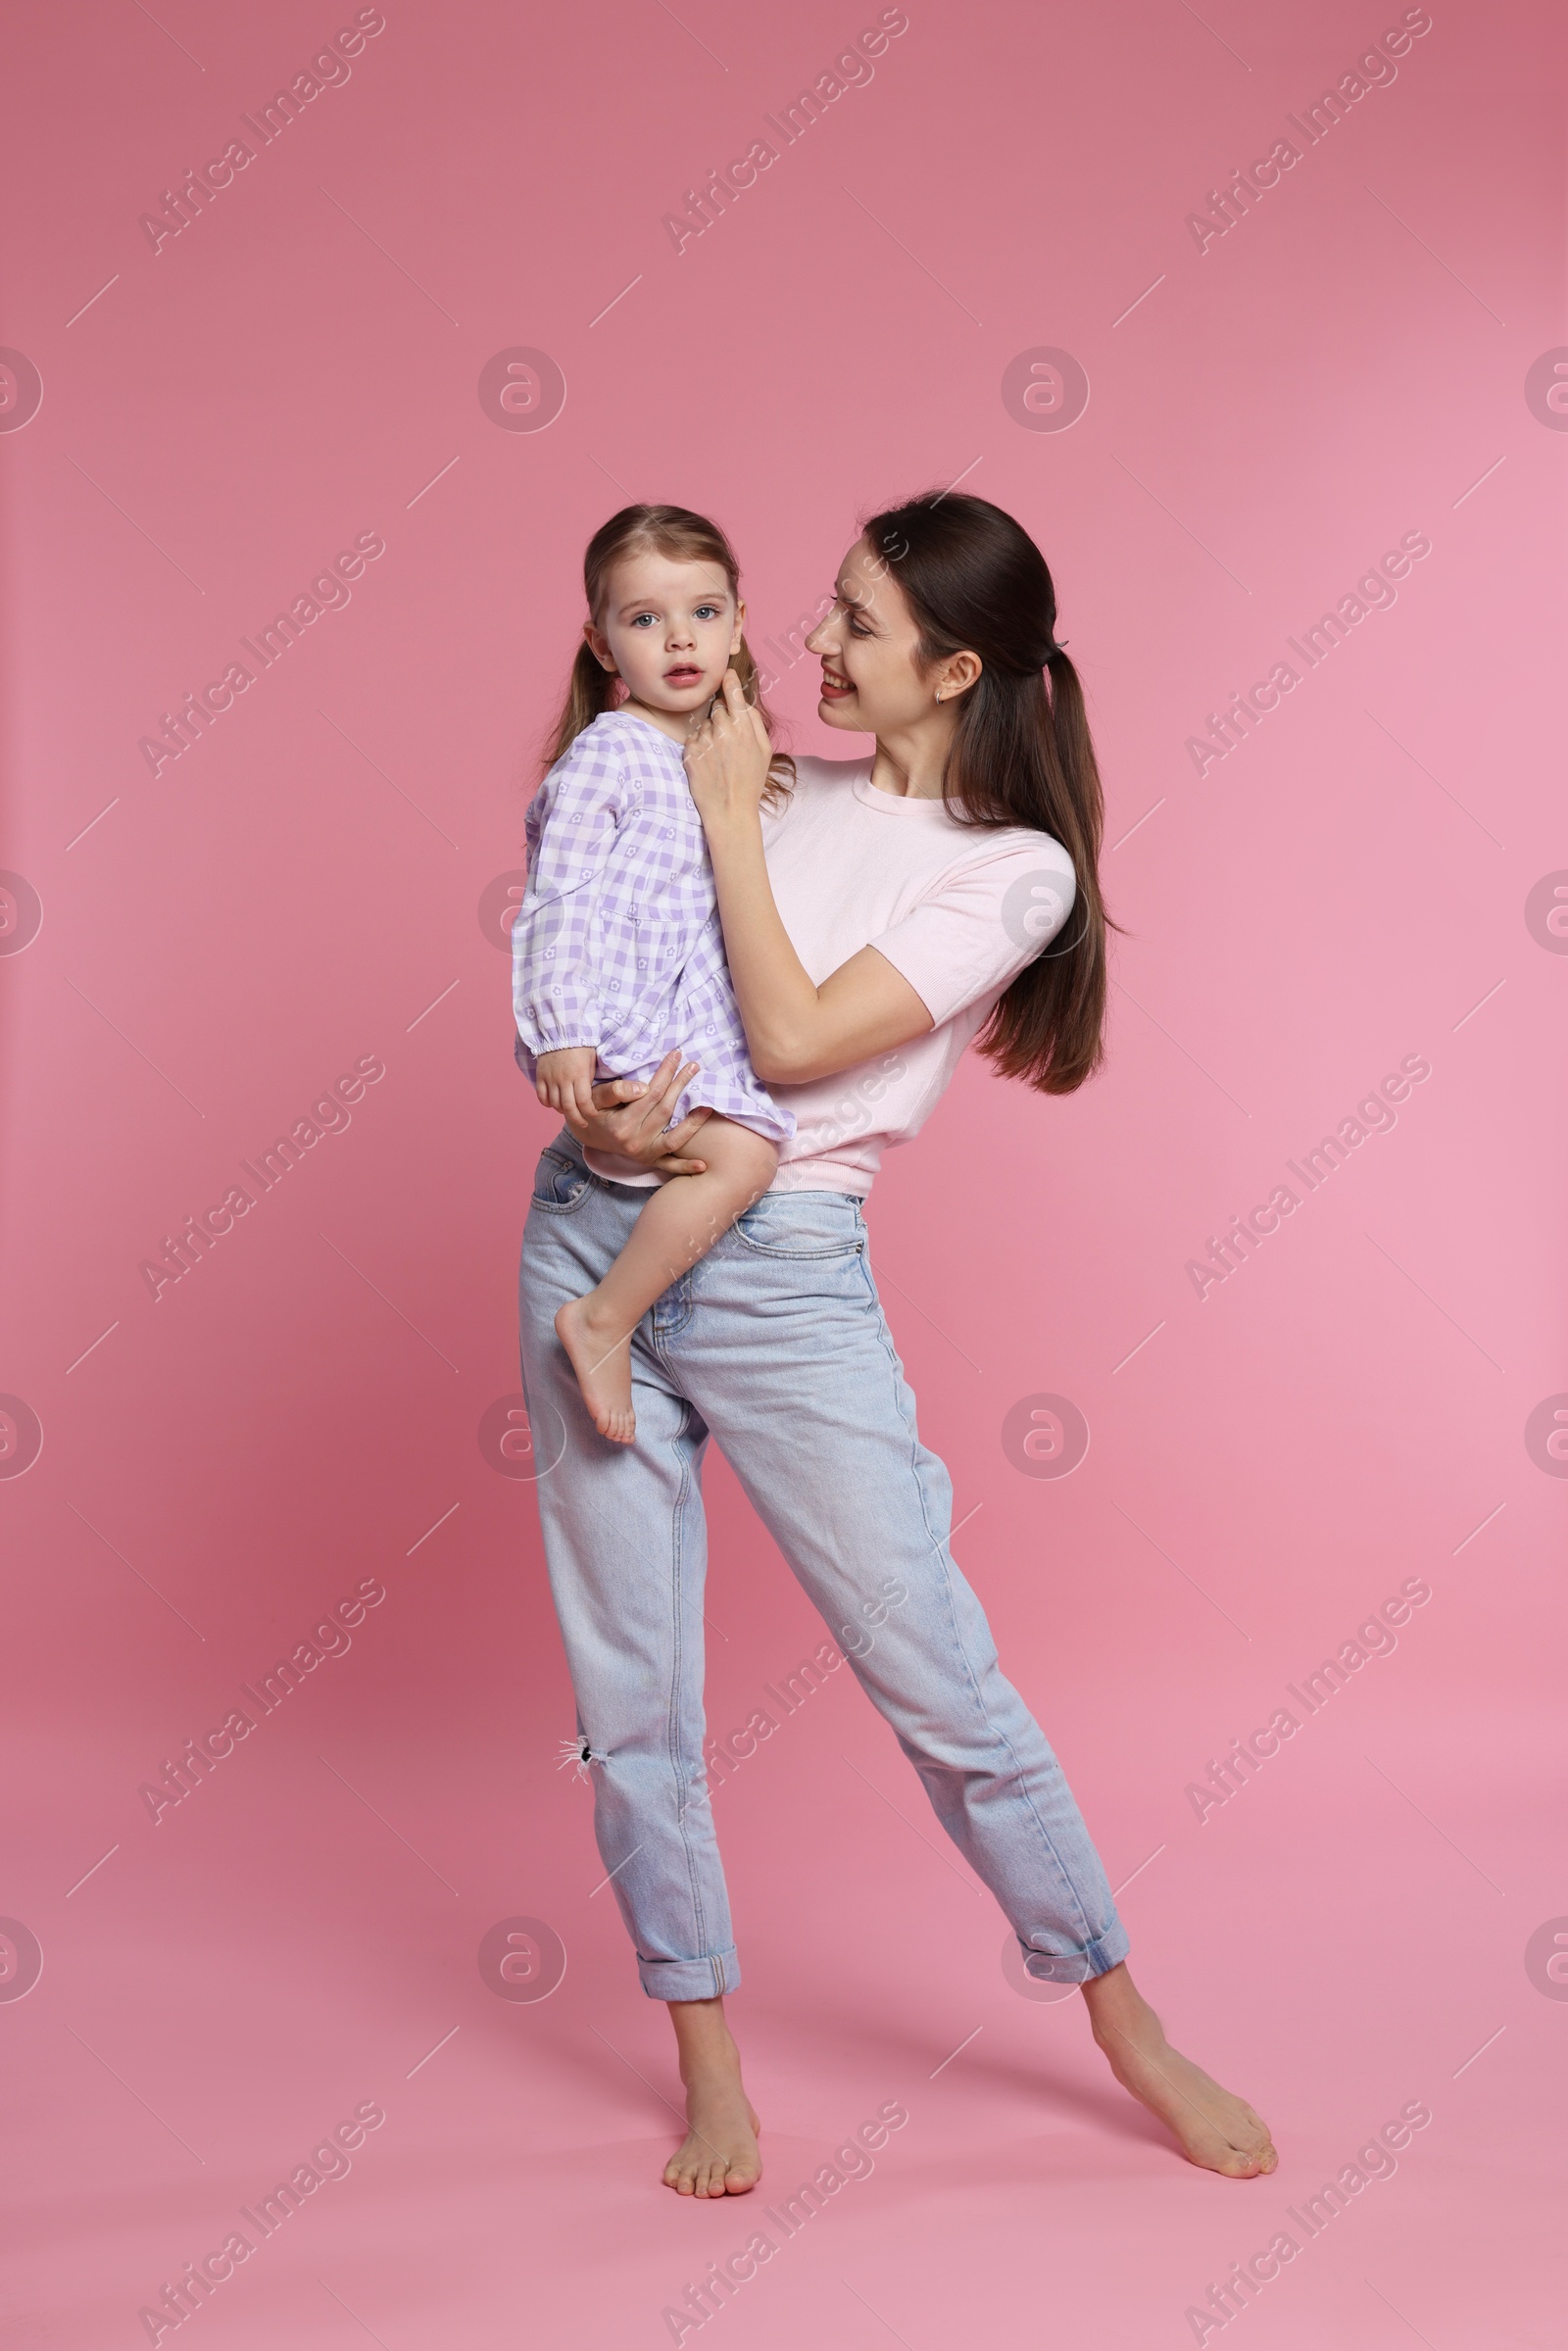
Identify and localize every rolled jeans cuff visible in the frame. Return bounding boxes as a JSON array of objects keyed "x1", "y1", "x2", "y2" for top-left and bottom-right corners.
[
  {"x1": 1022, "y1": 1919, "x2": 1131, "y2": 1984},
  {"x1": 638, "y1": 1947, "x2": 741, "y2": 2001}
]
